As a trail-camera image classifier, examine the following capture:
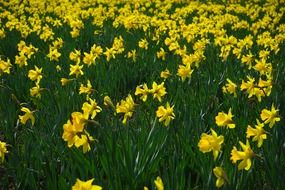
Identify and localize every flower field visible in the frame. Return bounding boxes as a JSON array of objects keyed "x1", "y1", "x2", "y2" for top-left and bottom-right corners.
[{"x1": 0, "y1": 0, "x2": 285, "y2": 189}]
